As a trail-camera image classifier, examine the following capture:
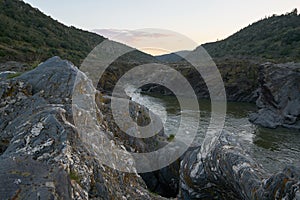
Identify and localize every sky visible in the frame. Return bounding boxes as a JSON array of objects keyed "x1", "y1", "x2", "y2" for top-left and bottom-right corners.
[{"x1": 23, "y1": 0, "x2": 299, "y2": 55}]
